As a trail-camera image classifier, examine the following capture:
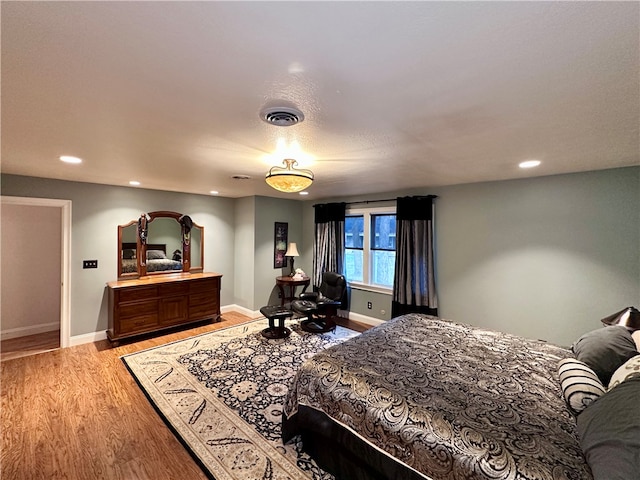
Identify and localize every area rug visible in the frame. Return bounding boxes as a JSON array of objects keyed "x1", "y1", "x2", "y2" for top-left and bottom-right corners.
[{"x1": 122, "y1": 319, "x2": 360, "y2": 480}]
